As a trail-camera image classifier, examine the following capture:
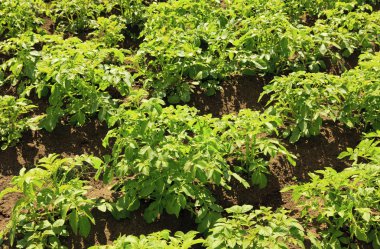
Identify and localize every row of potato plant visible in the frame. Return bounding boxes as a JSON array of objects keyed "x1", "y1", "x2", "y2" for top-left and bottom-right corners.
[
  {"x1": 3, "y1": 0, "x2": 378, "y2": 39},
  {"x1": 1, "y1": 83, "x2": 376, "y2": 247},
  {"x1": 3, "y1": 131, "x2": 377, "y2": 248},
  {"x1": 261, "y1": 51, "x2": 380, "y2": 142},
  {"x1": 0, "y1": 0, "x2": 148, "y2": 38},
  {"x1": 0, "y1": 33, "x2": 133, "y2": 131},
  {"x1": 89, "y1": 131, "x2": 380, "y2": 249},
  {"x1": 138, "y1": 0, "x2": 380, "y2": 103},
  {"x1": 90, "y1": 206, "x2": 306, "y2": 249}
]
